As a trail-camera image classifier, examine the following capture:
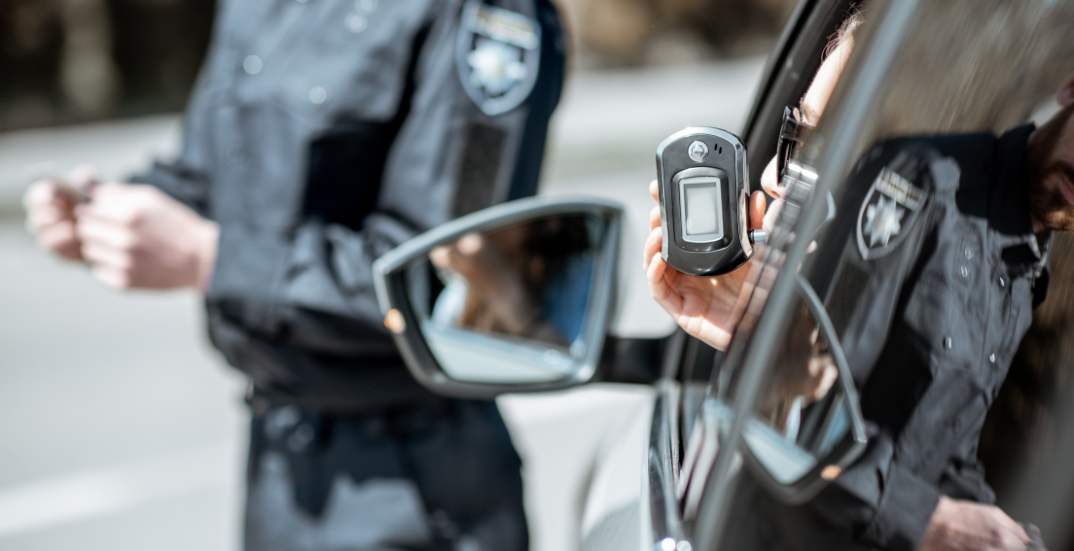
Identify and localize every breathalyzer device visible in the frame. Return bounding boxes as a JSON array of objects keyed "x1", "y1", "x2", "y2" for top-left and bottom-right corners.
[{"x1": 656, "y1": 127, "x2": 763, "y2": 277}]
